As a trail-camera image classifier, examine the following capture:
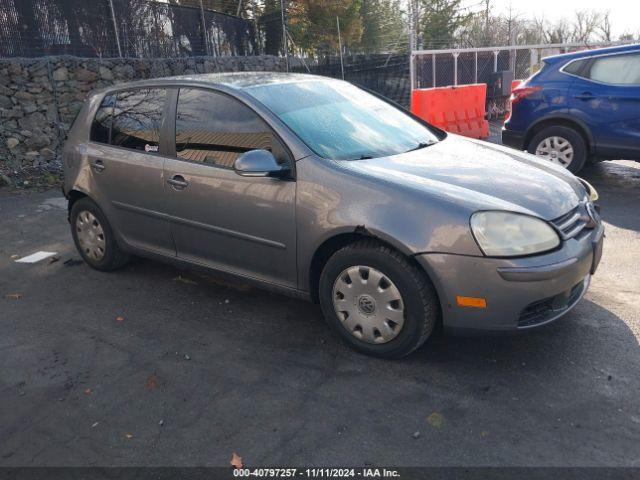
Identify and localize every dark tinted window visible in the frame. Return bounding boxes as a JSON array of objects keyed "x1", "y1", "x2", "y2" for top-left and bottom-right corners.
[
  {"x1": 175, "y1": 88, "x2": 276, "y2": 169},
  {"x1": 90, "y1": 94, "x2": 115, "y2": 144},
  {"x1": 111, "y1": 88, "x2": 166, "y2": 152},
  {"x1": 563, "y1": 58, "x2": 587, "y2": 76}
]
